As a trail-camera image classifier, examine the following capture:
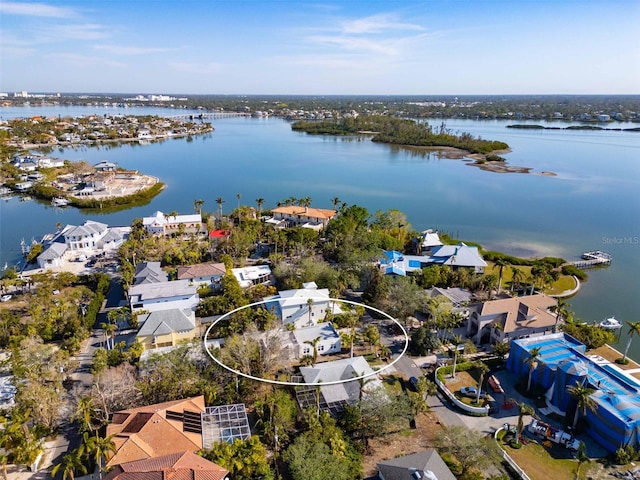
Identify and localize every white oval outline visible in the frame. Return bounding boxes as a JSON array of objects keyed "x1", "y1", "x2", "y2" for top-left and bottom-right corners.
[{"x1": 203, "y1": 298, "x2": 409, "y2": 386}]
